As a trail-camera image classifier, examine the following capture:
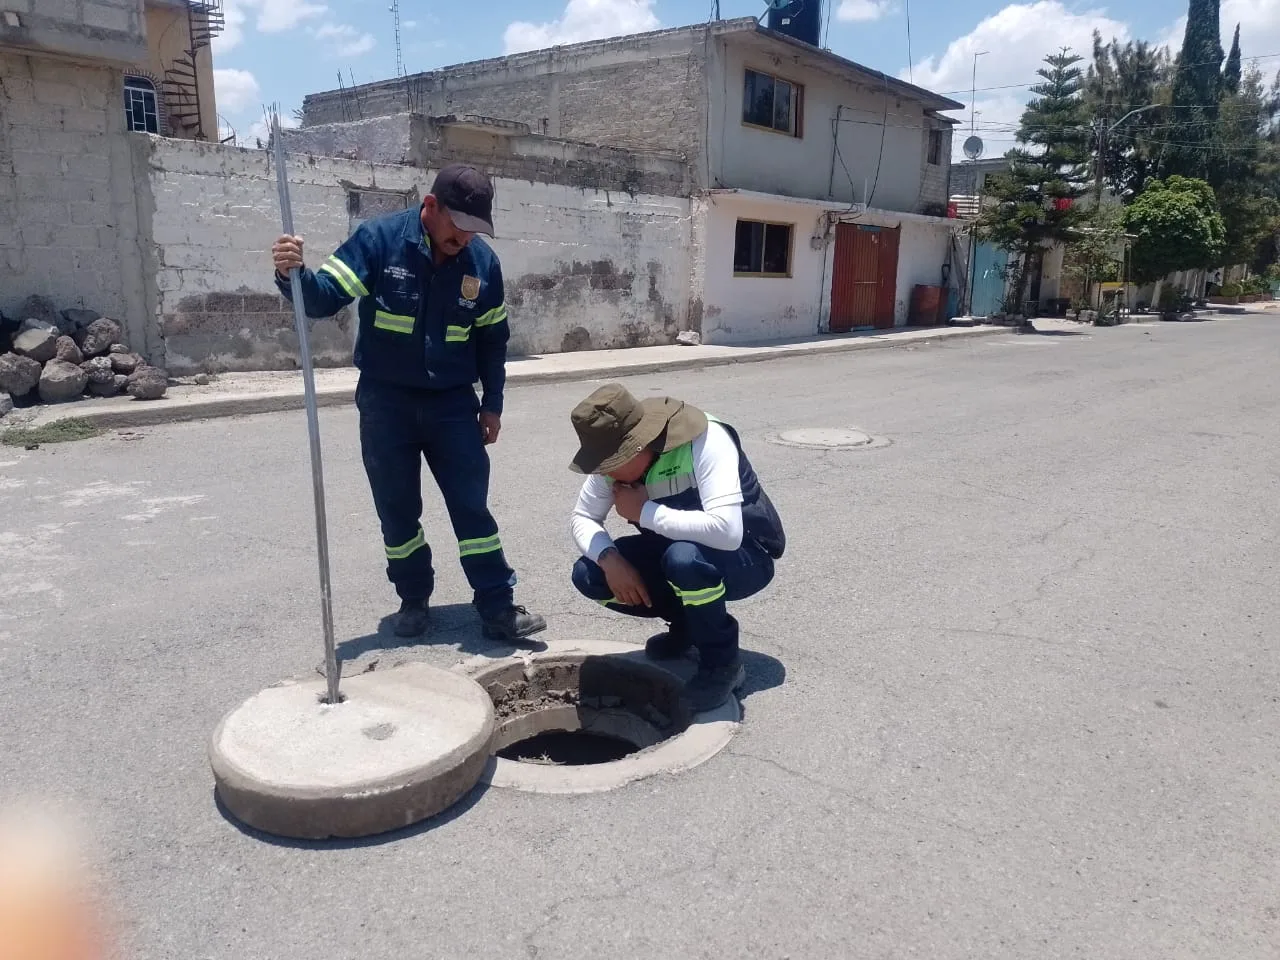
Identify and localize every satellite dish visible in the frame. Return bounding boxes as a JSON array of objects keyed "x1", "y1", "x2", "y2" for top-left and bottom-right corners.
[{"x1": 963, "y1": 135, "x2": 984, "y2": 160}]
